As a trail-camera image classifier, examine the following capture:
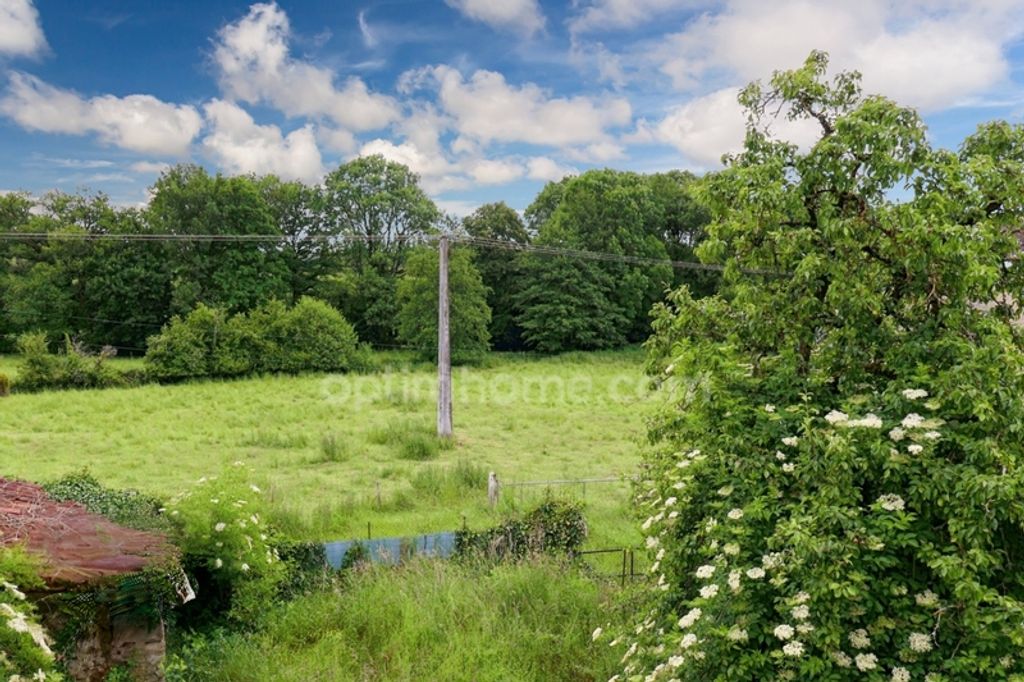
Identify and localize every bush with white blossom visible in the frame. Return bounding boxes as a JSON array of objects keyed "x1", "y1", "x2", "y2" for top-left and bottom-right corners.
[
  {"x1": 0, "y1": 548, "x2": 60, "y2": 680},
  {"x1": 165, "y1": 465, "x2": 285, "y2": 623},
  {"x1": 608, "y1": 53, "x2": 1024, "y2": 681}
]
